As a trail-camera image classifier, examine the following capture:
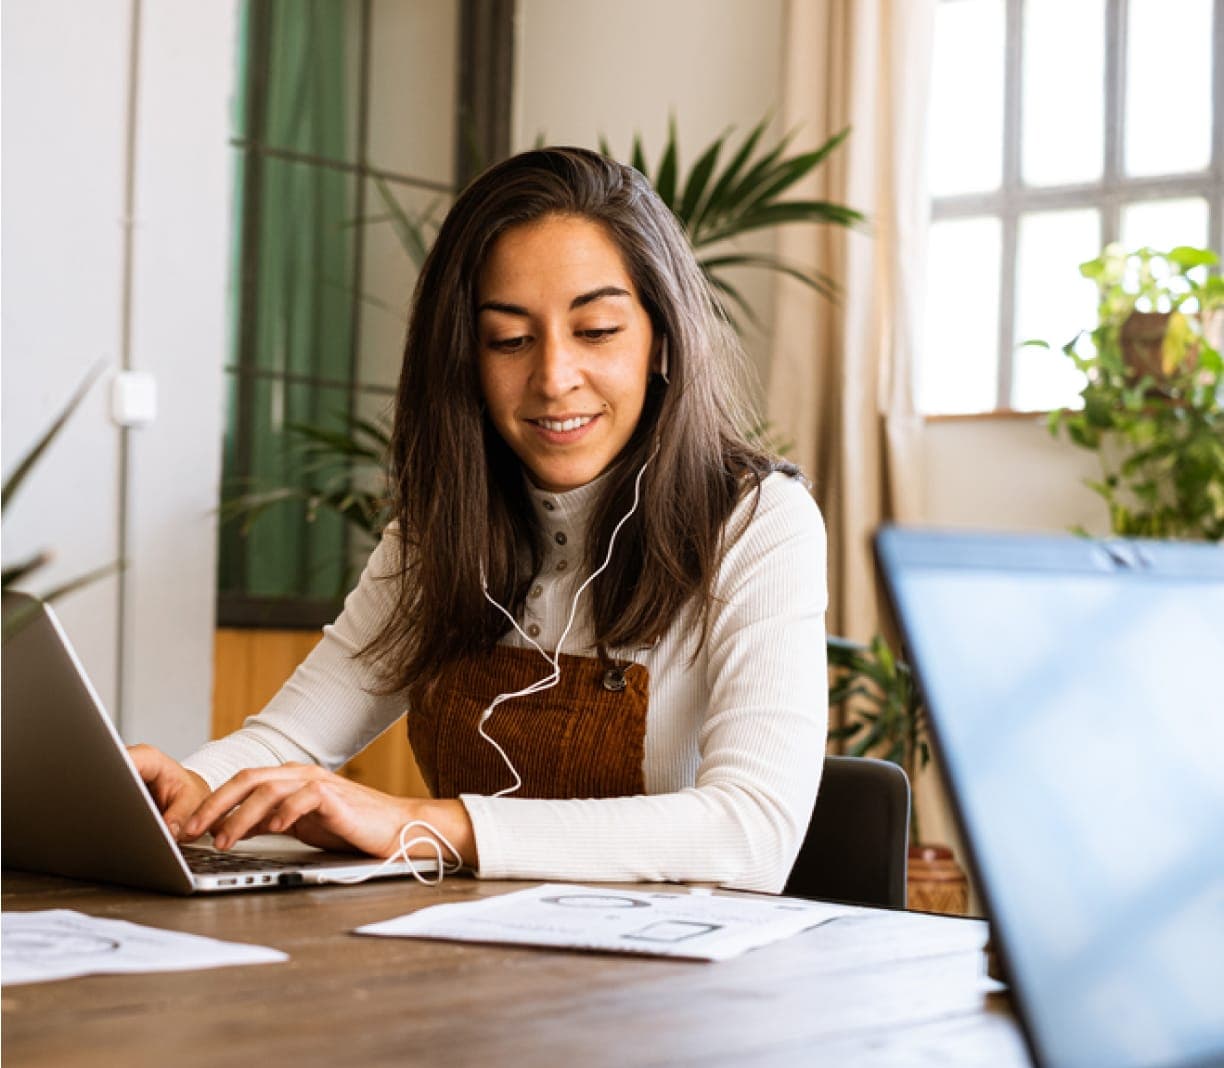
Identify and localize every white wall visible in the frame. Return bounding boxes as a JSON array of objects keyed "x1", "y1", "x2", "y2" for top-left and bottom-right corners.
[
  {"x1": 2, "y1": 0, "x2": 239, "y2": 754},
  {"x1": 922, "y1": 417, "x2": 1107, "y2": 535}
]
